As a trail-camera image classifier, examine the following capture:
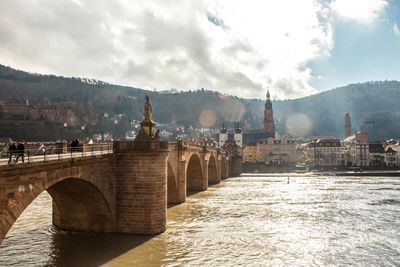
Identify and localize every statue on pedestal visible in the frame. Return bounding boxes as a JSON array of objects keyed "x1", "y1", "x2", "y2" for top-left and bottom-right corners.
[
  {"x1": 135, "y1": 95, "x2": 159, "y2": 141},
  {"x1": 144, "y1": 95, "x2": 153, "y2": 122}
]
